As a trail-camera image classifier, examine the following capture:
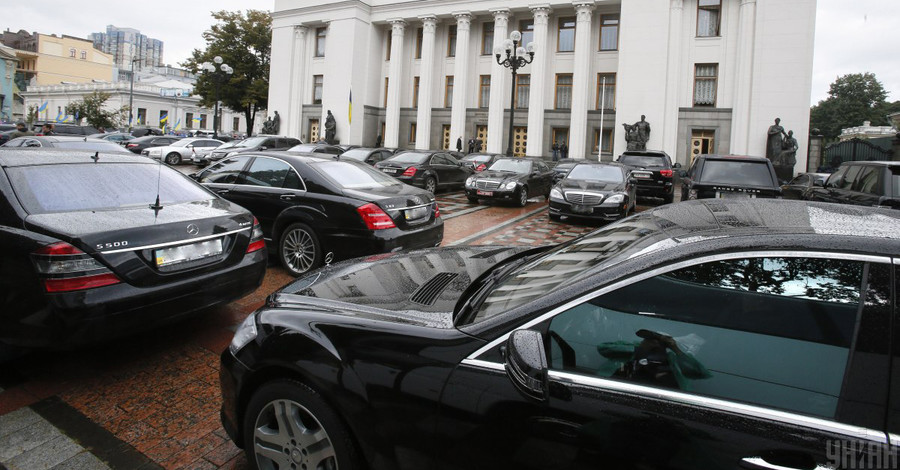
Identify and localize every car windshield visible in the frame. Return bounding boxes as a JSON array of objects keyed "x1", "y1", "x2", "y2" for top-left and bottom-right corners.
[
  {"x1": 313, "y1": 161, "x2": 402, "y2": 189},
  {"x1": 567, "y1": 164, "x2": 623, "y2": 182},
  {"x1": 233, "y1": 137, "x2": 268, "y2": 148},
  {"x1": 7, "y1": 163, "x2": 213, "y2": 214},
  {"x1": 340, "y1": 149, "x2": 371, "y2": 161},
  {"x1": 463, "y1": 154, "x2": 493, "y2": 163},
  {"x1": 619, "y1": 154, "x2": 667, "y2": 168},
  {"x1": 54, "y1": 141, "x2": 131, "y2": 153},
  {"x1": 700, "y1": 160, "x2": 775, "y2": 187},
  {"x1": 388, "y1": 152, "x2": 429, "y2": 164},
  {"x1": 489, "y1": 159, "x2": 532, "y2": 173}
]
